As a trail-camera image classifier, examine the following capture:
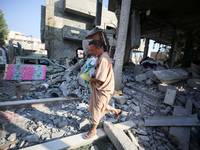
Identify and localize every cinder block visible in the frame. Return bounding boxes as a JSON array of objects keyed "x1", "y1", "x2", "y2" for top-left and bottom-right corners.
[
  {"x1": 103, "y1": 121, "x2": 138, "y2": 150},
  {"x1": 164, "y1": 89, "x2": 177, "y2": 106},
  {"x1": 112, "y1": 94, "x2": 126, "y2": 105}
]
